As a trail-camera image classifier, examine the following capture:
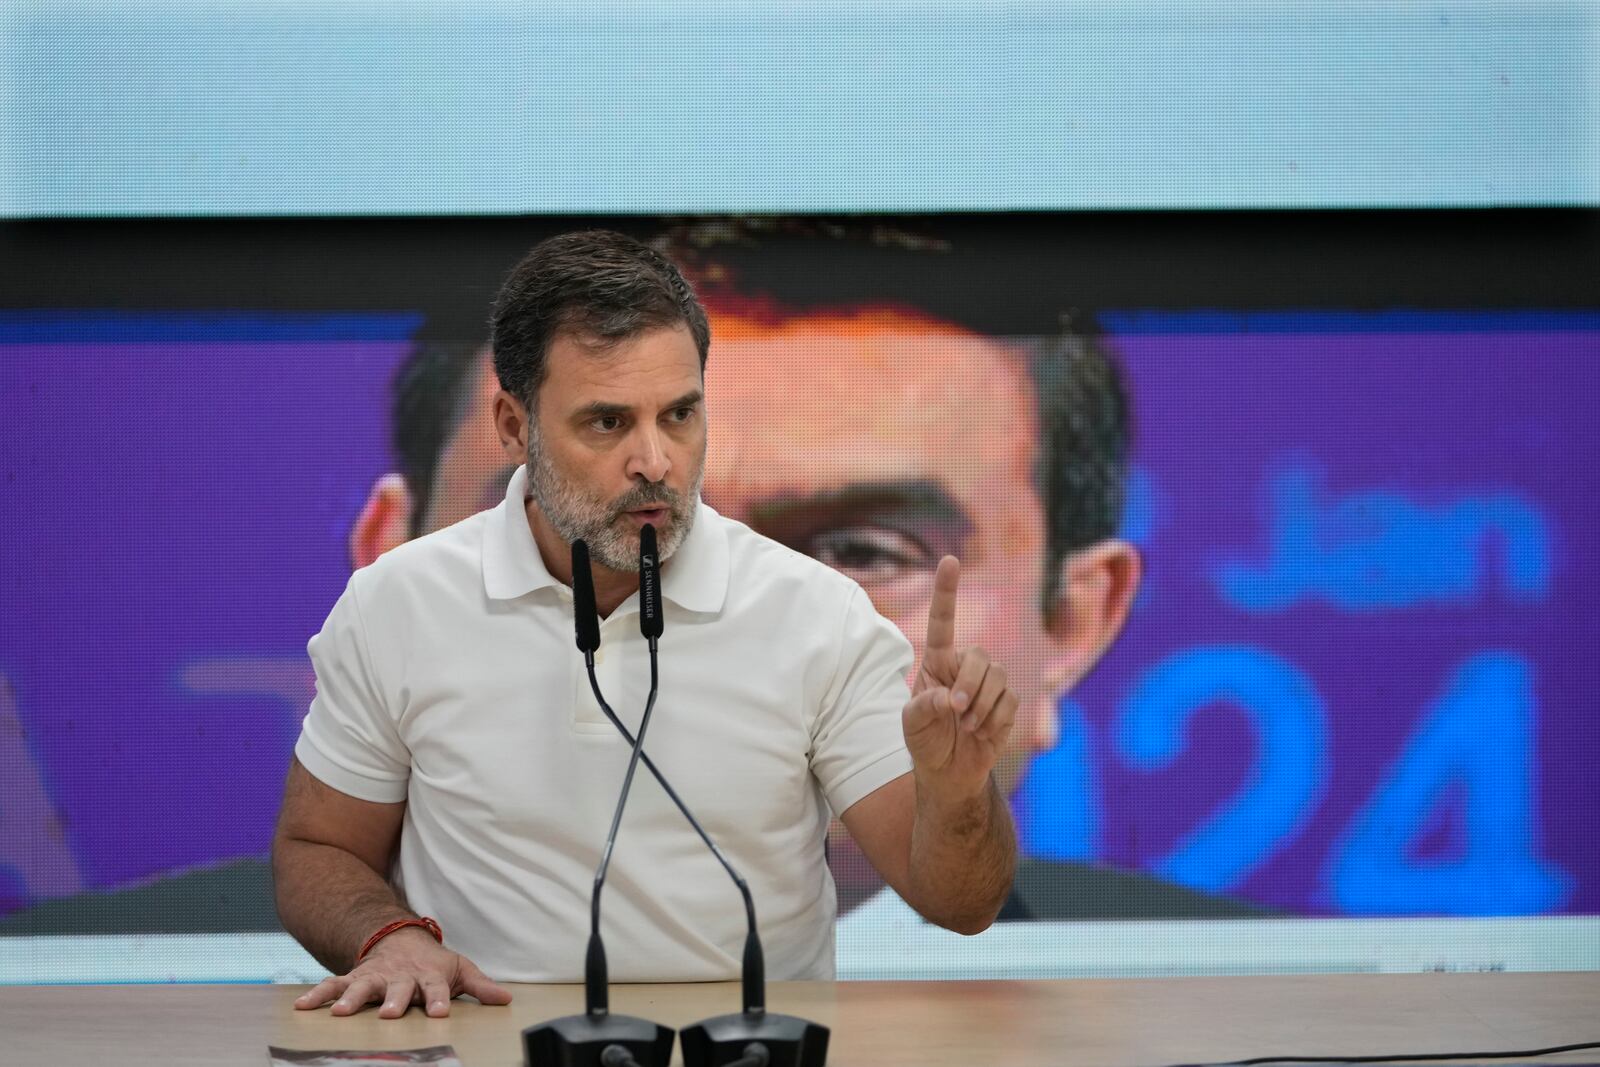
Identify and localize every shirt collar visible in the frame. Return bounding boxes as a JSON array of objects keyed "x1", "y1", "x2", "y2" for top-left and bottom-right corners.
[
  {"x1": 482, "y1": 465, "x2": 563, "y2": 601},
  {"x1": 660, "y1": 496, "x2": 730, "y2": 615},
  {"x1": 482, "y1": 465, "x2": 729, "y2": 615}
]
